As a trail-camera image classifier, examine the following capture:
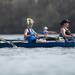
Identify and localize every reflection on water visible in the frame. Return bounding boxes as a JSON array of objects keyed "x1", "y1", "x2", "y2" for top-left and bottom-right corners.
[{"x1": 0, "y1": 47, "x2": 75, "y2": 75}]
